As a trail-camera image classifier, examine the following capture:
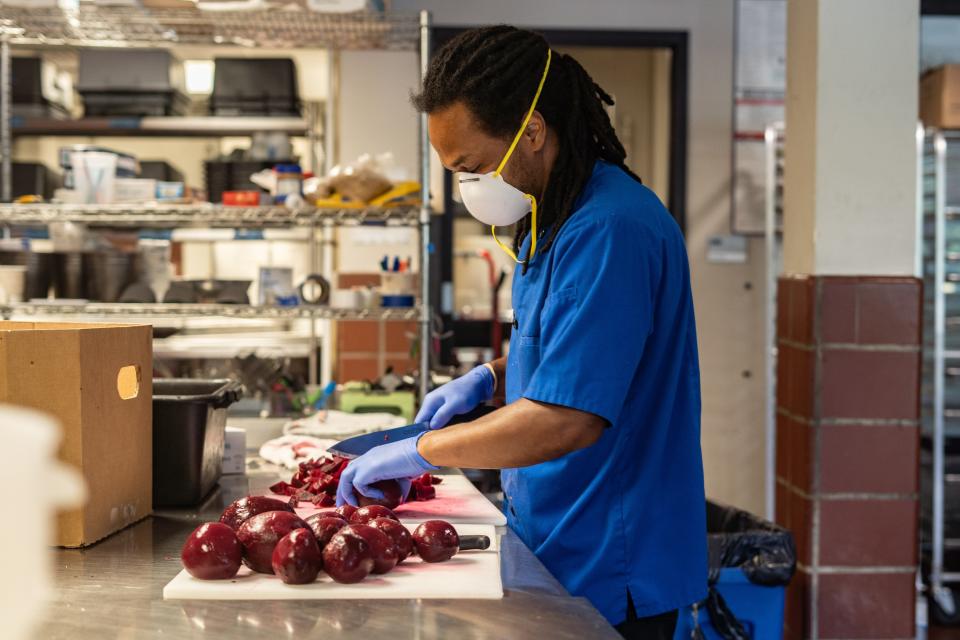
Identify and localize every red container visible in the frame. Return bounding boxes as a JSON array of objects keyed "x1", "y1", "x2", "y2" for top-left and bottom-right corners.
[{"x1": 222, "y1": 190, "x2": 262, "y2": 206}]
